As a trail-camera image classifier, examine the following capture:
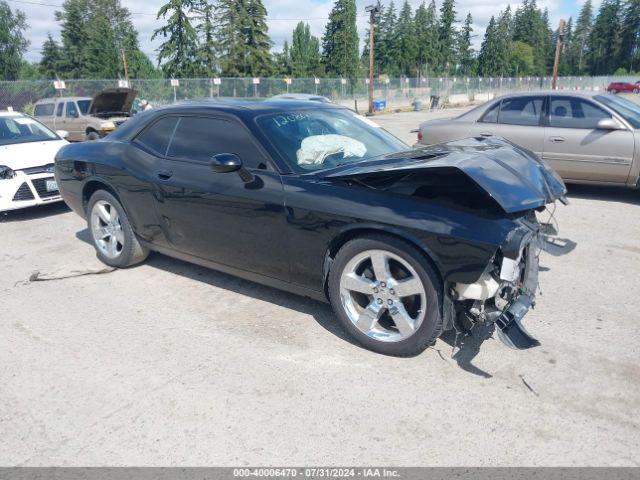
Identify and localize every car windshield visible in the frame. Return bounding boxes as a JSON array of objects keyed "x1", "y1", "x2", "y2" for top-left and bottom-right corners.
[
  {"x1": 257, "y1": 109, "x2": 407, "y2": 172},
  {"x1": 77, "y1": 100, "x2": 91, "y2": 114},
  {"x1": 595, "y1": 94, "x2": 640, "y2": 128},
  {"x1": 0, "y1": 115, "x2": 59, "y2": 146}
]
